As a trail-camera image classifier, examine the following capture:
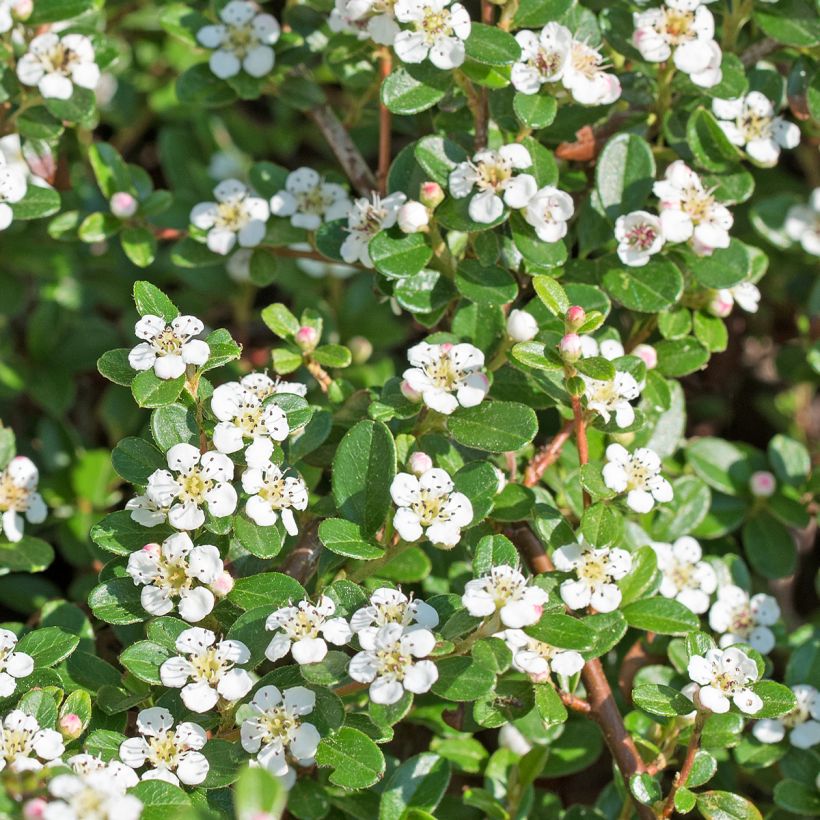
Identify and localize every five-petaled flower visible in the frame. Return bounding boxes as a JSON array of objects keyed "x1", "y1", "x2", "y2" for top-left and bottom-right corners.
[
  {"x1": 402, "y1": 341, "x2": 489, "y2": 415},
  {"x1": 582, "y1": 370, "x2": 641, "y2": 428},
  {"x1": 128, "y1": 314, "x2": 211, "y2": 381},
  {"x1": 563, "y1": 38, "x2": 621, "y2": 105},
  {"x1": 615, "y1": 211, "x2": 665, "y2": 267},
  {"x1": 753, "y1": 685, "x2": 820, "y2": 750},
  {"x1": 265, "y1": 596, "x2": 352, "y2": 665},
  {"x1": 350, "y1": 587, "x2": 440, "y2": 640},
  {"x1": 341, "y1": 191, "x2": 406, "y2": 267},
  {"x1": 498, "y1": 628, "x2": 585, "y2": 682},
  {"x1": 0, "y1": 710, "x2": 64, "y2": 772},
  {"x1": 119, "y1": 707, "x2": 209, "y2": 786},
  {"x1": 393, "y1": 0, "x2": 471, "y2": 70},
  {"x1": 16, "y1": 32, "x2": 100, "y2": 100},
  {"x1": 160, "y1": 627, "x2": 253, "y2": 713},
  {"x1": 197, "y1": 0, "x2": 280, "y2": 79},
  {"x1": 190, "y1": 179, "x2": 270, "y2": 256},
  {"x1": 523, "y1": 185, "x2": 575, "y2": 242},
  {"x1": 0, "y1": 154, "x2": 26, "y2": 233},
  {"x1": 553, "y1": 543, "x2": 632, "y2": 613},
  {"x1": 462, "y1": 565, "x2": 549, "y2": 627},
  {"x1": 687, "y1": 646, "x2": 763, "y2": 714},
  {"x1": 210, "y1": 380, "x2": 290, "y2": 454},
  {"x1": 329, "y1": 0, "x2": 400, "y2": 45},
  {"x1": 708, "y1": 584, "x2": 780, "y2": 655},
  {"x1": 511, "y1": 22, "x2": 571, "y2": 95},
  {"x1": 0, "y1": 455, "x2": 47, "y2": 543},
  {"x1": 602, "y1": 443, "x2": 673, "y2": 513},
  {"x1": 390, "y1": 465, "x2": 473, "y2": 548},
  {"x1": 651, "y1": 536, "x2": 717, "y2": 614},
  {"x1": 0, "y1": 629, "x2": 33, "y2": 698},
  {"x1": 44, "y1": 766, "x2": 142, "y2": 820},
  {"x1": 271, "y1": 167, "x2": 351, "y2": 231}
]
